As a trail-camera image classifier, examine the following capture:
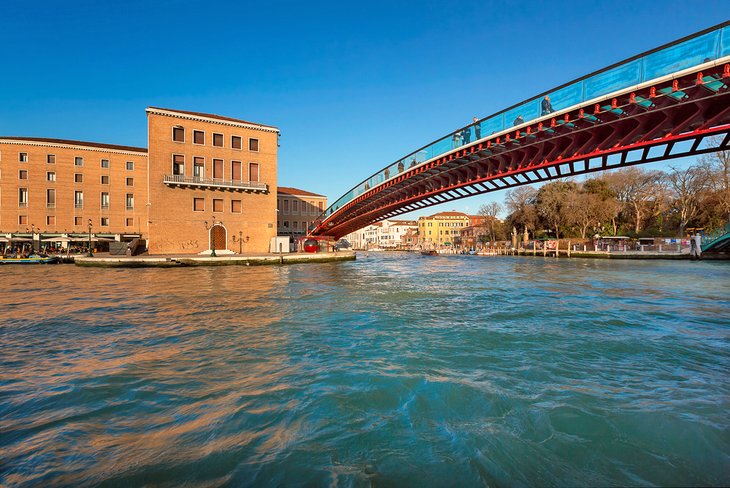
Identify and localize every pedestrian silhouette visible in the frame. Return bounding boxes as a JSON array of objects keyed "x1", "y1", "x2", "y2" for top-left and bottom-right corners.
[
  {"x1": 541, "y1": 96, "x2": 554, "y2": 115},
  {"x1": 513, "y1": 115, "x2": 524, "y2": 126},
  {"x1": 473, "y1": 117, "x2": 481, "y2": 139}
]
